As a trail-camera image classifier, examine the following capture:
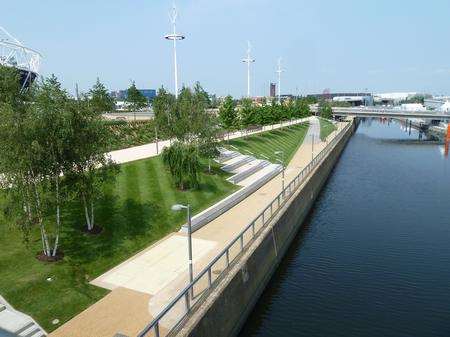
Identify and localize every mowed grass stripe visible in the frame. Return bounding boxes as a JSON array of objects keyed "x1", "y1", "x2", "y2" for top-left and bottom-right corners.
[
  {"x1": 151, "y1": 157, "x2": 179, "y2": 219},
  {"x1": 227, "y1": 122, "x2": 309, "y2": 165}
]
